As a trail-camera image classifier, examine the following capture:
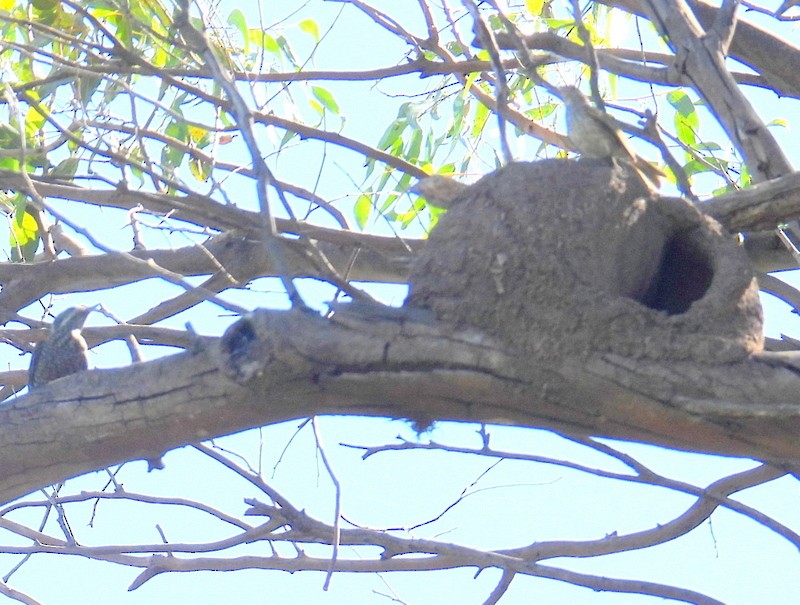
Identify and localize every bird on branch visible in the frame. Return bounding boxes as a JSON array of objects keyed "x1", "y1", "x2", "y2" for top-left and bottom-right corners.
[
  {"x1": 28, "y1": 305, "x2": 98, "y2": 390},
  {"x1": 560, "y1": 86, "x2": 665, "y2": 190}
]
